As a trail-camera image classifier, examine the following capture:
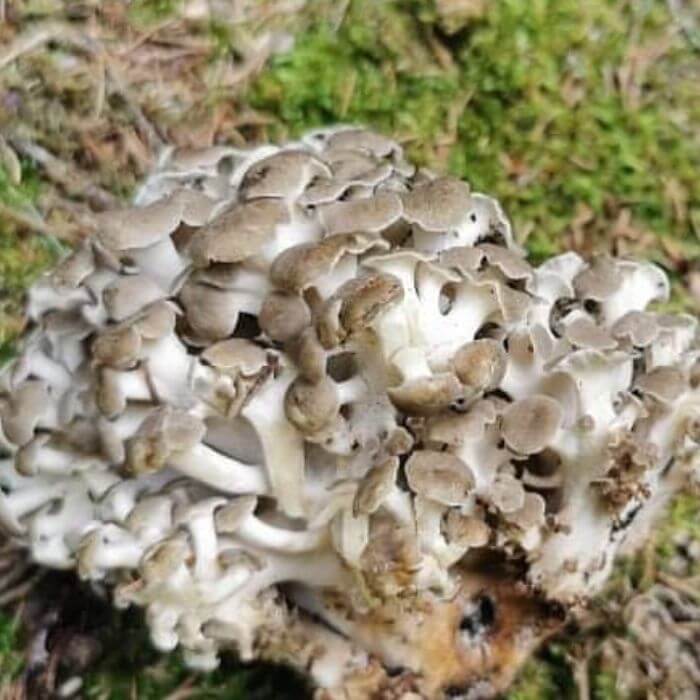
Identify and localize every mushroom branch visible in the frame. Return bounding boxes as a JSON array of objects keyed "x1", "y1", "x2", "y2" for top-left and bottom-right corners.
[{"x1": 1, "y1": 127, "x2": 698, "y2": 699}]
